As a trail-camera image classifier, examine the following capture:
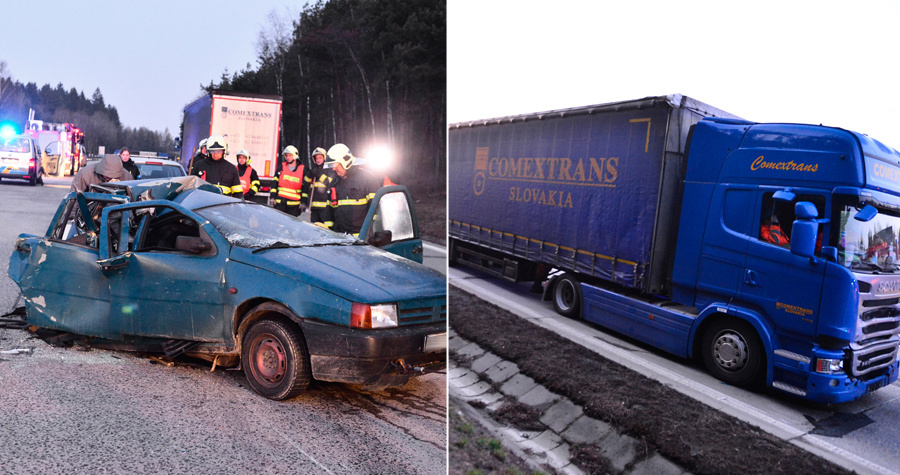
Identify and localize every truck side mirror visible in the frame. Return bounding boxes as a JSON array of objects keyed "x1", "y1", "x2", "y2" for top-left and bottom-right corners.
[
  {"x1": 854, "y1": 204, "x2": 878, "y2": 222},
  {"x1": 791, "y1": 201, "x2": 818, "y2": 259}
]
